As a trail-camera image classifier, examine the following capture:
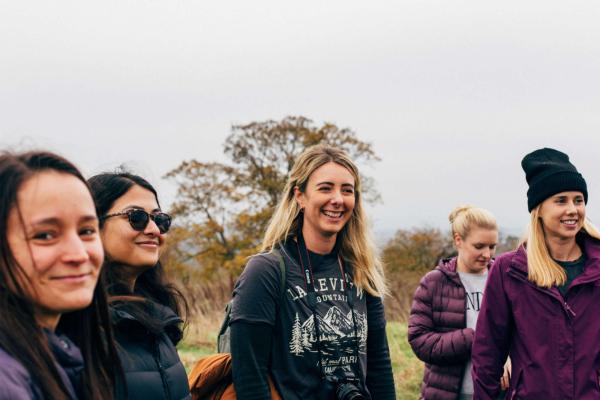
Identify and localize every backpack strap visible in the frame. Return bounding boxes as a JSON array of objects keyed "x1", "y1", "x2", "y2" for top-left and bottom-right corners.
[
  {"x1": 217, "y1": 247, "x2": 287, "y2": 353},
  {"x1": 271, "y1": 247, "x2": 287, "y2": 299}
]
